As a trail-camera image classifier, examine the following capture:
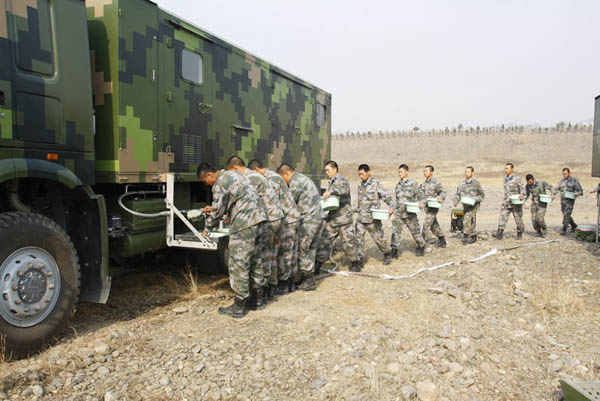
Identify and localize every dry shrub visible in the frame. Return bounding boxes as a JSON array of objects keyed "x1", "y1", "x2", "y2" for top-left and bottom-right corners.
[{"x1": 534, "y1": 275, "x2": 584, "y2": 316}]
